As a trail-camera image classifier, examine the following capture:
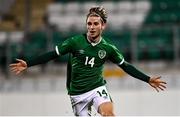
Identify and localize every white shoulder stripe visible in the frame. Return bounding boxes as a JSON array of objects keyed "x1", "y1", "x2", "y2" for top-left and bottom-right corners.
[
  {"x1": 55, "y1": 46, "x2": 60, "y2": 55},
  {"x1": 118, "y1": 58, "x2": 124, "y2": 65}
]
